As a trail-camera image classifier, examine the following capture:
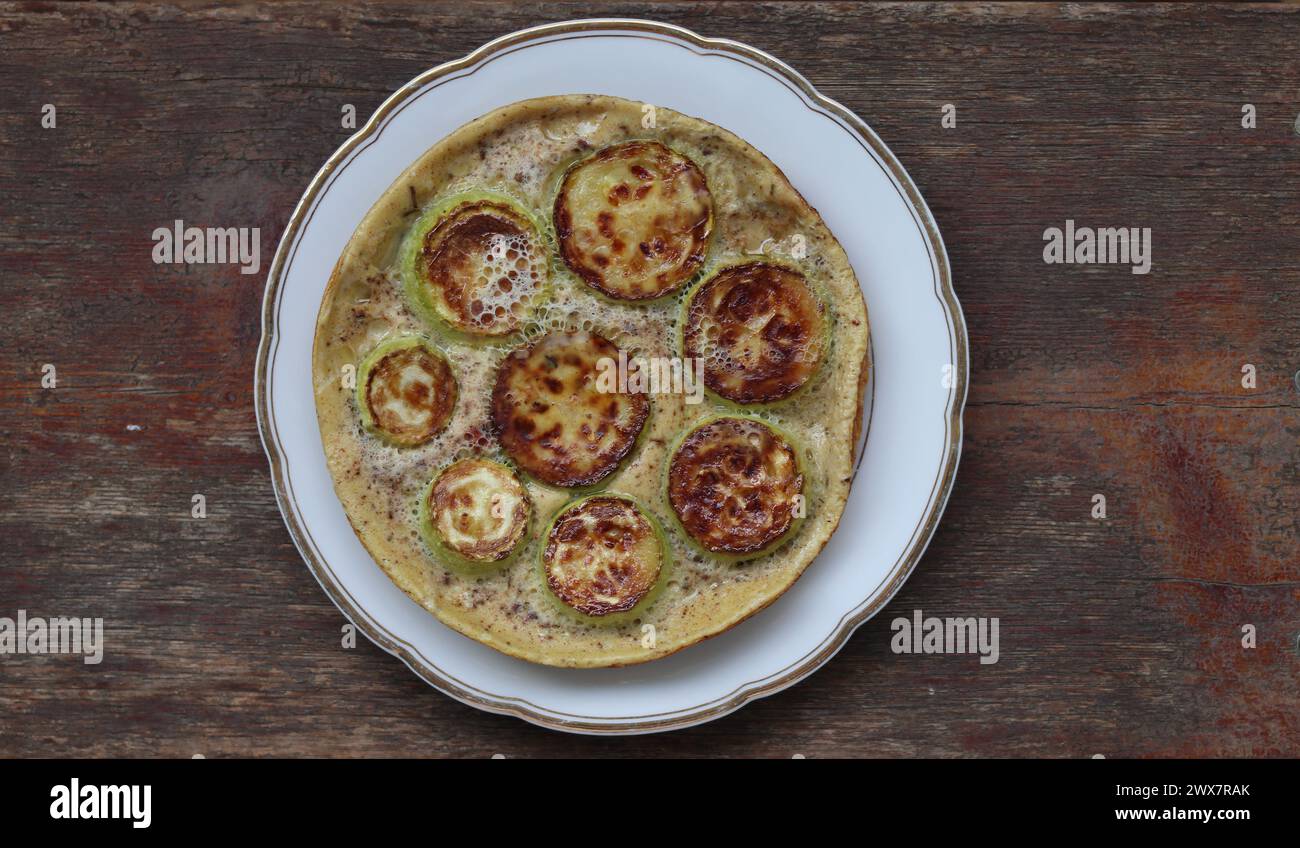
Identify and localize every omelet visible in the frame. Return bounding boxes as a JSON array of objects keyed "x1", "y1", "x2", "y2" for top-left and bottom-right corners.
[{"x1": 313, "y1": 95, "x2": 869, "y2": 667}]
